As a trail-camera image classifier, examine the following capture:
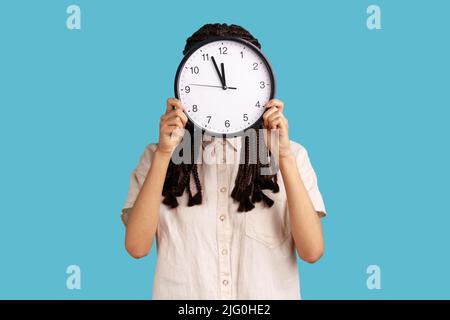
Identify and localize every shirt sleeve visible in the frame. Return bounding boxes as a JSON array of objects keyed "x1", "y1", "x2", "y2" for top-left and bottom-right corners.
[
  {"x1": 121, "y1": 144, "x2": 157, "y2": 225},
  {"x1": 293, "y1": 142, "x2": 327, "y2": 218}
]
